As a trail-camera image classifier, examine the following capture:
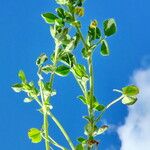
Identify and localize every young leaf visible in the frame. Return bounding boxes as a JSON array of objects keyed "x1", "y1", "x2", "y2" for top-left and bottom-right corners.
[
  {"x1": 28, "y1": 128, "x2": 42, "y2": 143},
  {"x1": 18, "y1": 70, "x2": 26, "y2": 83},
  {"x1": 55, "y1": 65, "x2": 70, "y2": 76},
  {"x1": 100, "y1": 40, "x2": 110, "y2": 56},
  {"x1": 94, "y1": 125, "x2": 108, "y2": 136},
  {"x1": 122, "y1": 96, "x2": 137, "y2": 105},
  {"x1": 12, "y1": 84, "x2": 23, "y2": 93},
  {"x1": 122, "y1": 85, "x2": 139, "y2": 96},
  {"x1": 36, "y1": 53, "x2": 48, "y2": 67},
  {"x1": 103, "y1": 18, "x2": 117, "y2": 36},
  {"x1": 41, "y1": 13, "x2": 58, "y2": 24}
]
